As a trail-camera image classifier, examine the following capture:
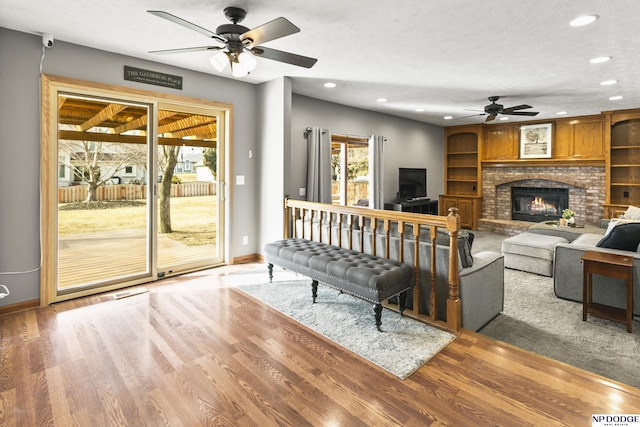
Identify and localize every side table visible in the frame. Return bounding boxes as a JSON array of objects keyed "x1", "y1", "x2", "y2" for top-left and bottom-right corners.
[{"x1": 582, "y1": 251, "x2": 634, "y2": 333}]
